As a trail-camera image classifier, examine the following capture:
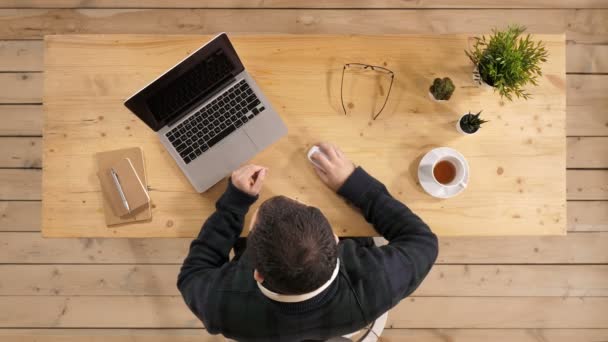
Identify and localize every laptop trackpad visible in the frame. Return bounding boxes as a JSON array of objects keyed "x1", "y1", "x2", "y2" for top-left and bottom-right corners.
[{"x1": 203, "y1": 129, "x2": 257, "y2": 174}]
